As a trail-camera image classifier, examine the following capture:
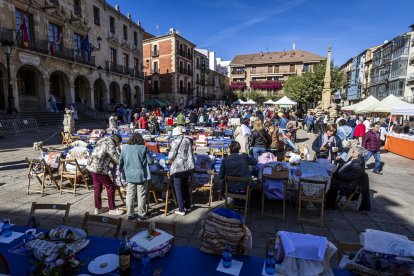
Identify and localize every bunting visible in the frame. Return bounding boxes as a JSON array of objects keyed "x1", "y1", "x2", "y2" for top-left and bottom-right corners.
[{"x1": 80, "y1": 34, "x2": 91, "y2": 62}]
